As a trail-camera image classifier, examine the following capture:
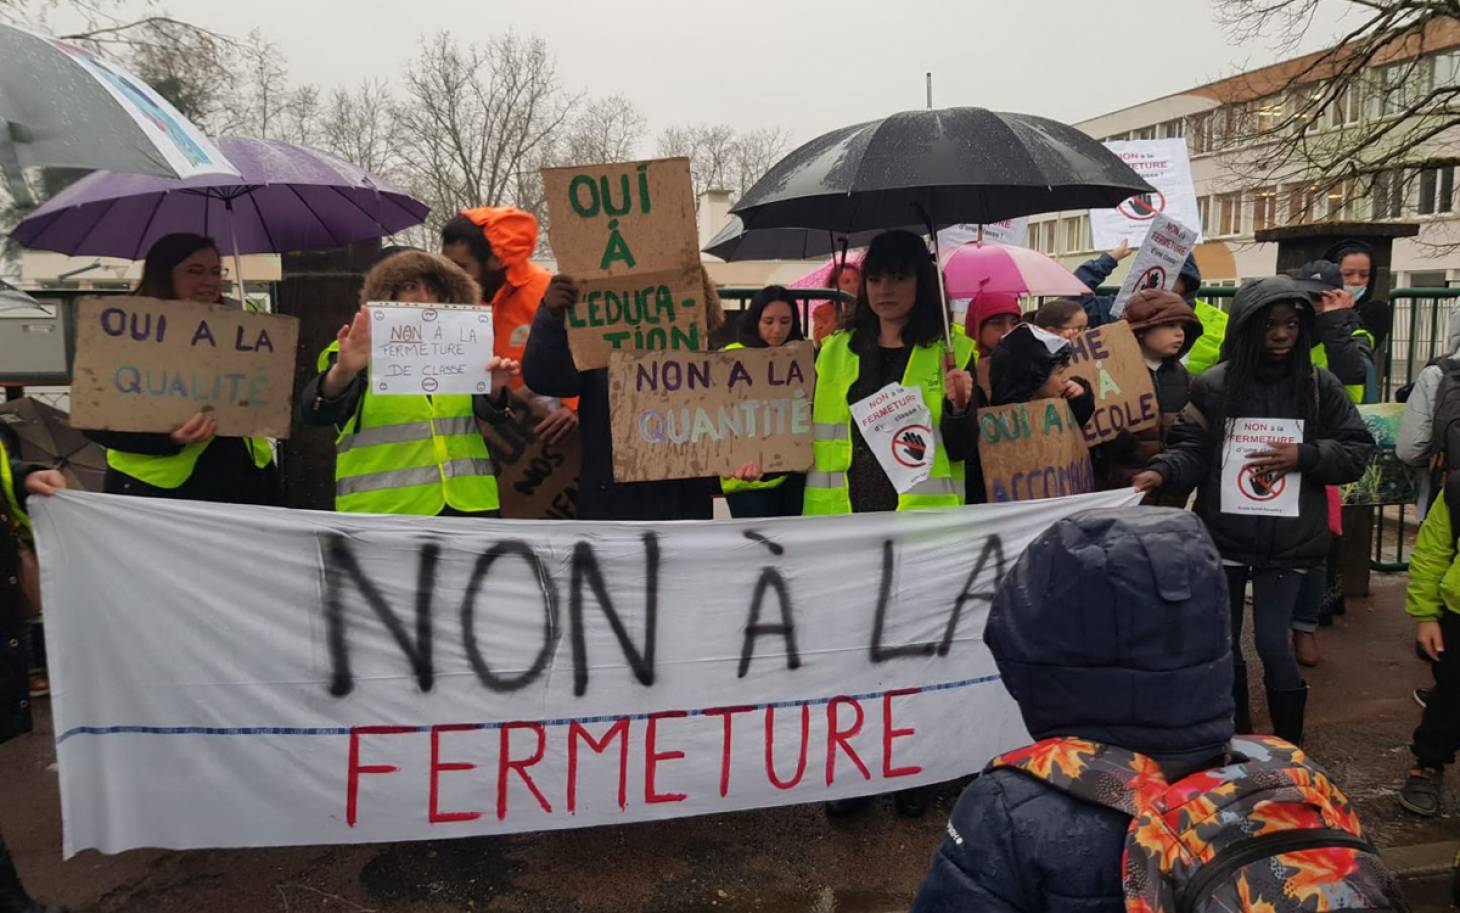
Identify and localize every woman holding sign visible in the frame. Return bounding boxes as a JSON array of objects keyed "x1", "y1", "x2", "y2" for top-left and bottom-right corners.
[
  {"x1": 299, "y1": 249, "x2": 519, "y2": 517},
  {"x1": 1133, "y1": 276, "x2": 1373, "y2": 748},
  {"x1": 720, "y1": 285, "x2": 808, "y2": 518},
  {"x1": 802, "y1": 230, "x2": 976, "y2": 517},
  {"x1": 84, "y1": 234, "x2": 279, "y2": 505}
]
